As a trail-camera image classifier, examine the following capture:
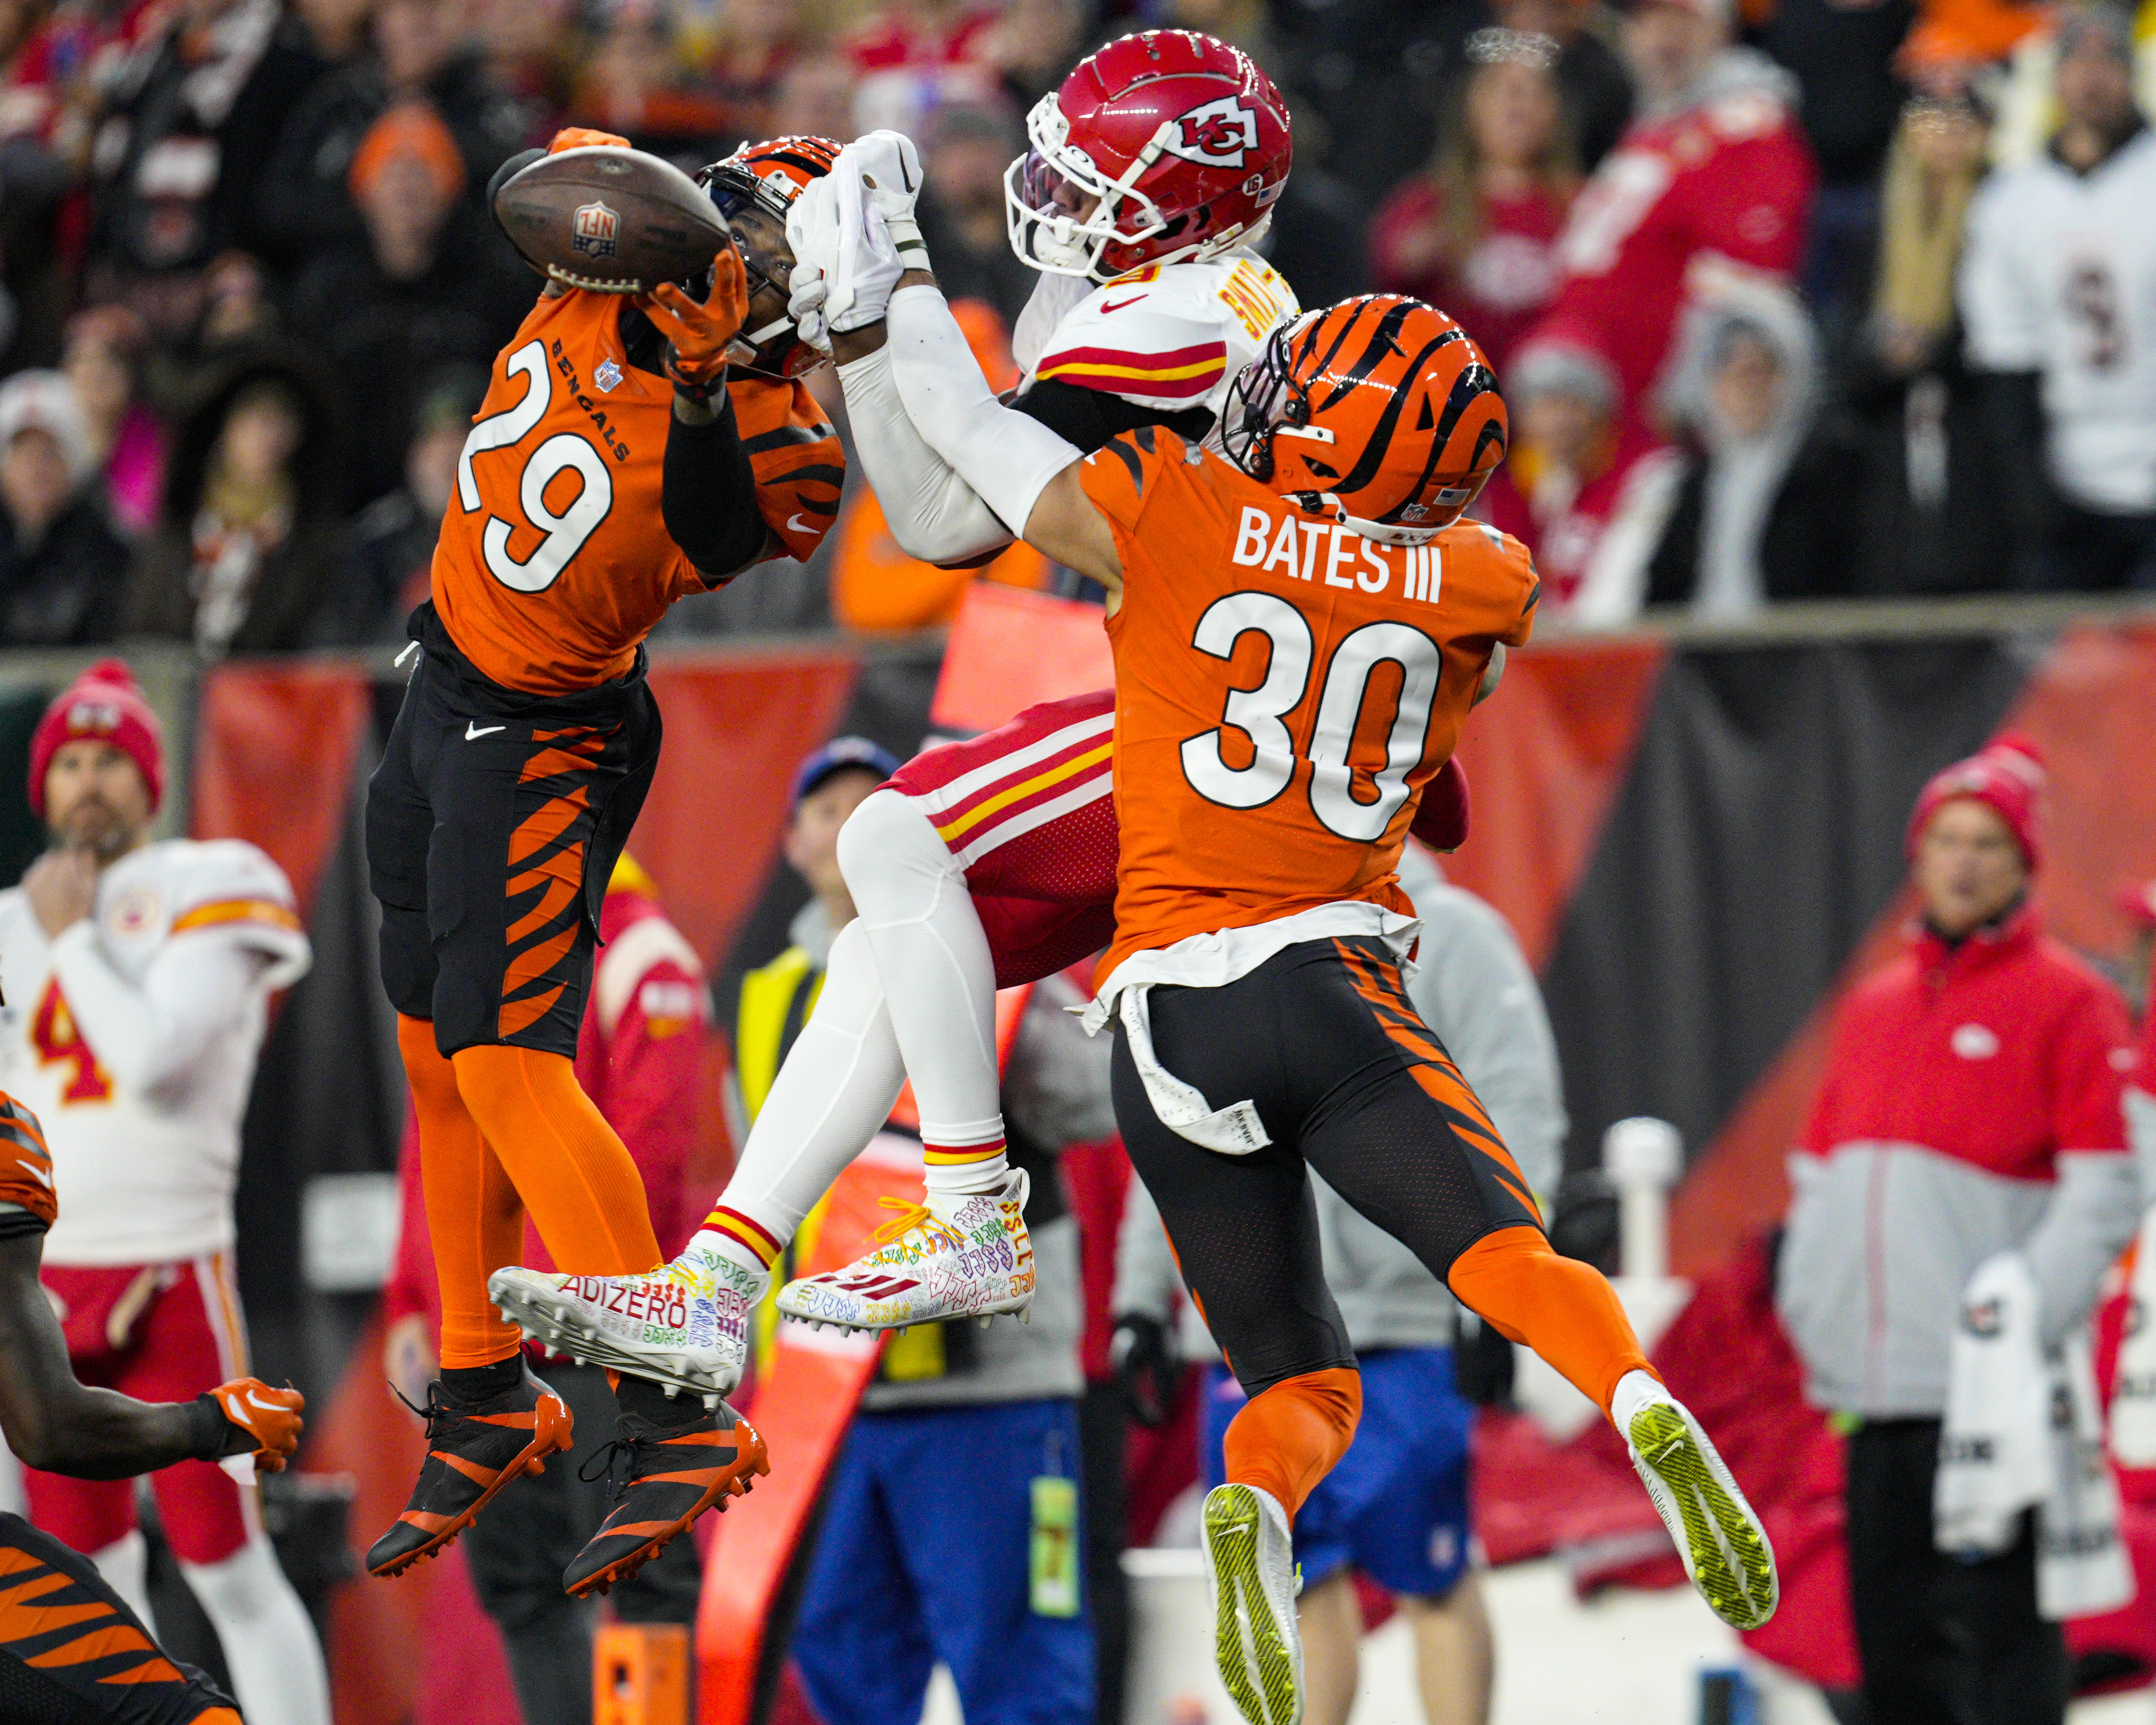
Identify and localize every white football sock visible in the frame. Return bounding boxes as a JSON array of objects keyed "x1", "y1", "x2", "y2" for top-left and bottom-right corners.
[
  {"x1": 180, "y1": 1534, "x2": 331, "y2": 1725},
  {"x1": 698, "y1": 917, "x2": 906, "y2": 1267},
  {"x1": 1610, "y1": 1368, "x2": 1673, "y2": 1434},
  {"x1": 834, "y1": 788, "x2": 1009, "y2": 1197}
]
